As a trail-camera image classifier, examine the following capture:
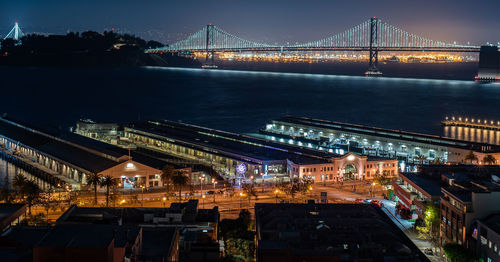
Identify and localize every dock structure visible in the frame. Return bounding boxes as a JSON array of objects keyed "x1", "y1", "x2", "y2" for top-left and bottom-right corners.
[
  {"x1": 0, "y1": 117, "x2": 190, "y2": 191},
  {"x1": 258, "y1": 116, "x2": 500, "y2": 166},
  {"x1": 442, "y1": 116, "x2": 500, "y2": 131},
  {"x1": 123, "y1": 120, "x2": 399, "y2": 183}
]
